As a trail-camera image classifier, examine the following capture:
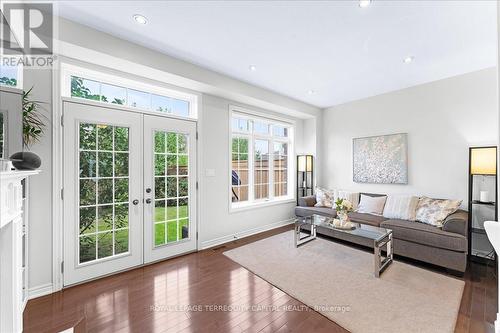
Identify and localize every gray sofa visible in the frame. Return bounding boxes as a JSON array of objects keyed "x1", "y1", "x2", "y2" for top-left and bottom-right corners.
[{"x1": 295, "y1": 193, "x2": 469, "y2": 273}]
